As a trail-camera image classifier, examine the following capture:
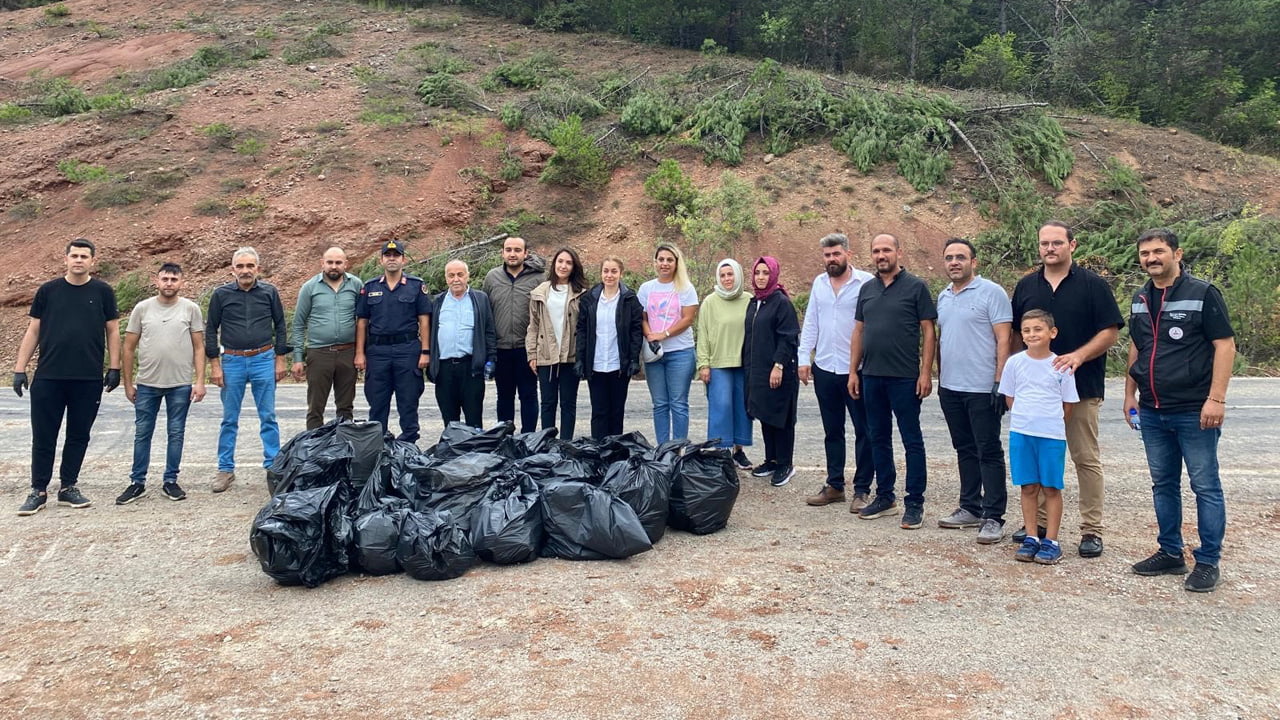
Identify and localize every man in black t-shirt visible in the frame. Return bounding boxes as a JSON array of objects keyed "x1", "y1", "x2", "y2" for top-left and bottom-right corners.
[
  {"x1": 14, "y1": 238, "x2": 121, "y2": 516},
  {"x1": 1011, "y1": 221, "x2": 1124, "y2": 558}
]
